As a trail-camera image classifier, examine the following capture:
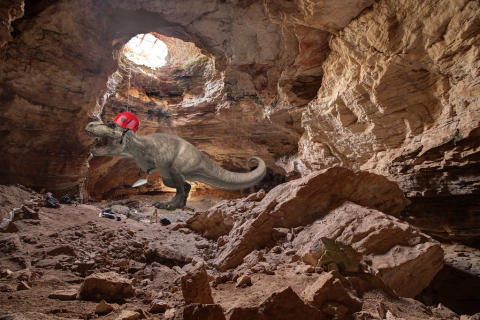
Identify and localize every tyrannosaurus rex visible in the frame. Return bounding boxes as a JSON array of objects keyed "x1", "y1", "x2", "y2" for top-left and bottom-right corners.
[{"x1": 85, "y1": 120, "x2": 266, "y2": 210}]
